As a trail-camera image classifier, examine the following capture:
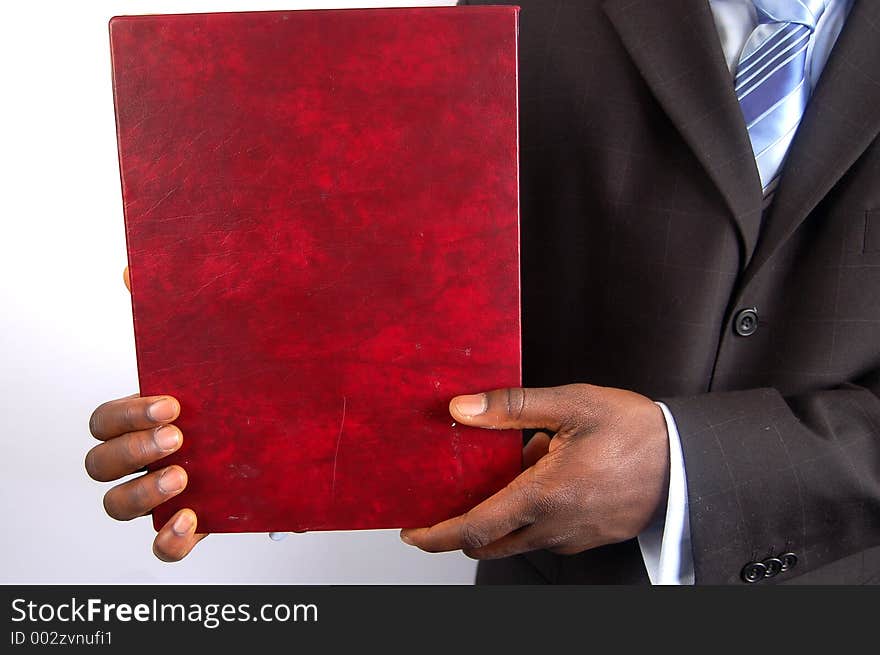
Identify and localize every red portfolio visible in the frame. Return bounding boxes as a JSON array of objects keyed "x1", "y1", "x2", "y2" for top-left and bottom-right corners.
[{"x1": 110, "y1": 7, "x2": 521, "y2": 533}]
